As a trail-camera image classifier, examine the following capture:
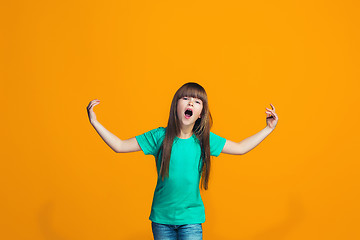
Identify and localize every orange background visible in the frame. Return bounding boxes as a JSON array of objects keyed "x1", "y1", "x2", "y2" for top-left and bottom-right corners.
[{"x1": 1, "y1": 0, "x2": 359, "y2": 239}]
